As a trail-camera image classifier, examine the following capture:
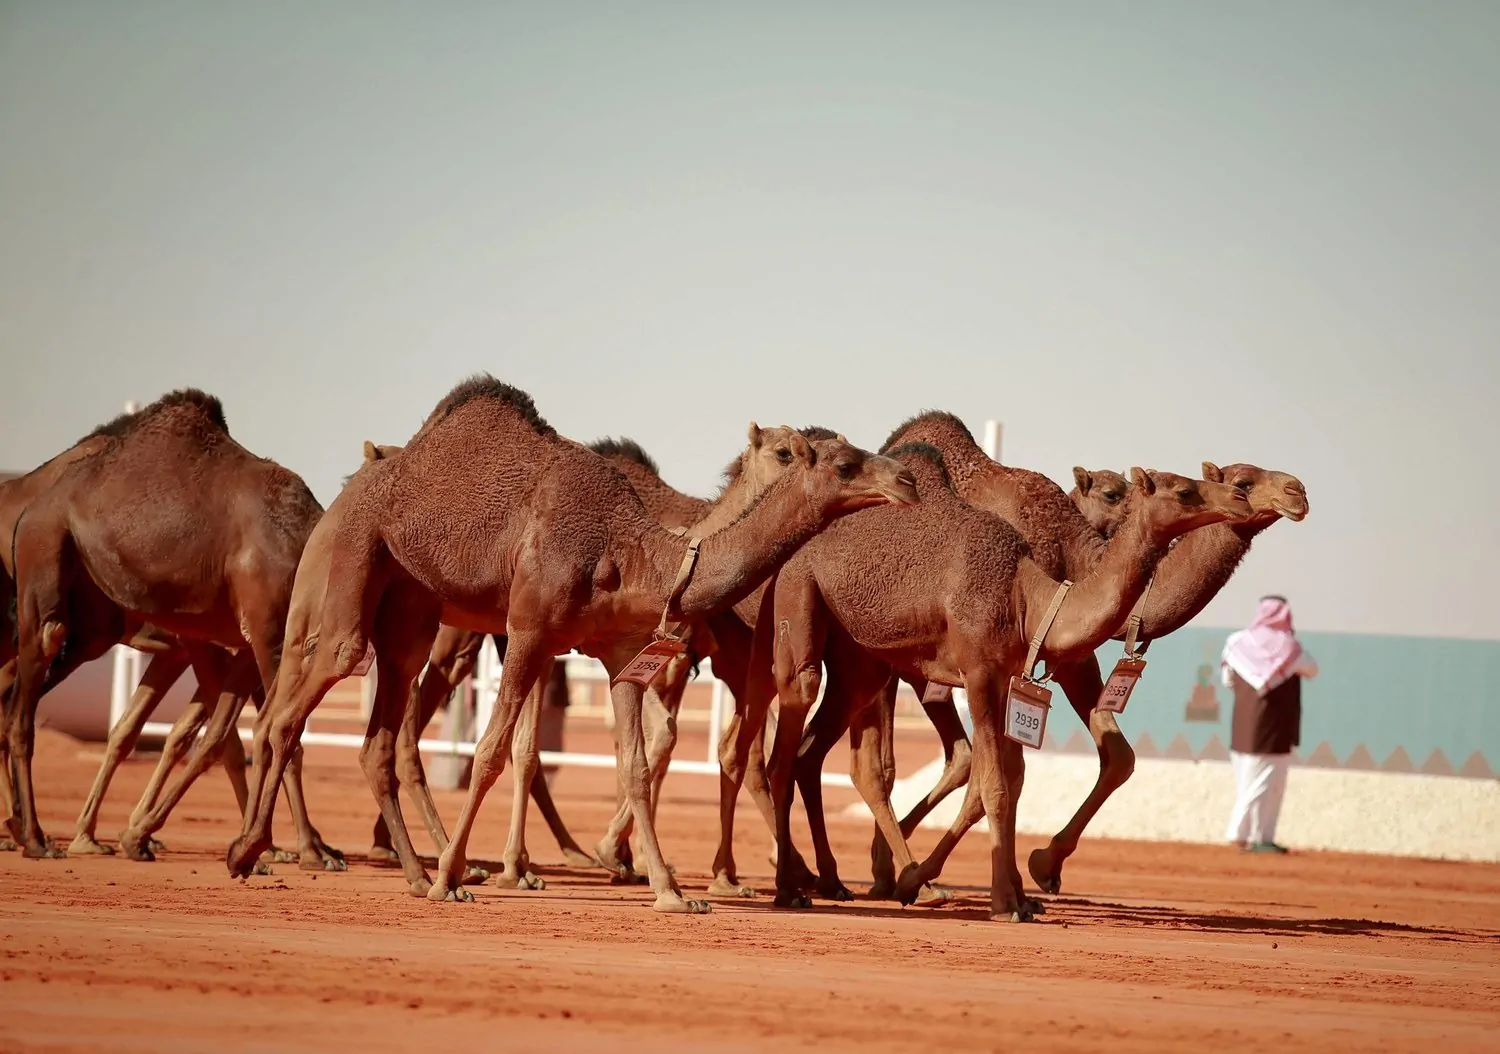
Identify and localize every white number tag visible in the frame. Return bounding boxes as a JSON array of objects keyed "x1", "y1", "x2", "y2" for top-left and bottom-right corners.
[
  {"x1": 922, "y1": 682, "x2": 954, "y2": 704},
  {"x1": 1096, "y1": 657, "x2": 1146, "y2": 714},
  {"x1": 613, "y1": 638, "x2": 687, "y2": 688},
  {"x1": 351, "y1": 645, "x2": 374, "y2": 678},
  {"x1": 1004, "y1": 677, "x2": 1052, "y2": 749}
]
